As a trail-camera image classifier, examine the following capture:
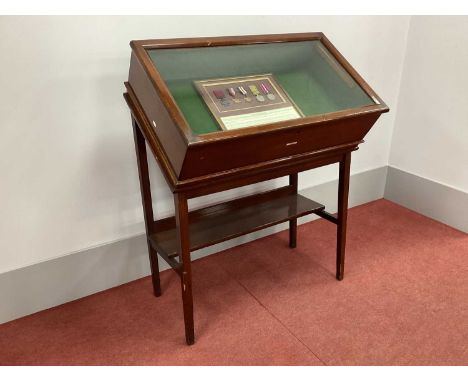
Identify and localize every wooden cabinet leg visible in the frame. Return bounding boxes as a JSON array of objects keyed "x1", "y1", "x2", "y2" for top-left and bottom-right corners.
[
  {"x1": 132, "y1": 118, "x2": 161, "y2": 297},
  {"x1": 174, "y1": 193, "x2": 195, "y2": 345},
  {"x1": 289, "y1": 174, "x2": 298, "y2": 248},
  {"x1": 148, "y1": 244, "x2": 161, "y2": 297},
  {"x1": 289, "y1": 219, "x2": 297, "y2": 248},
  {"x1": 336, "y1": 153, "x2": 351, "y2": 281}
]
